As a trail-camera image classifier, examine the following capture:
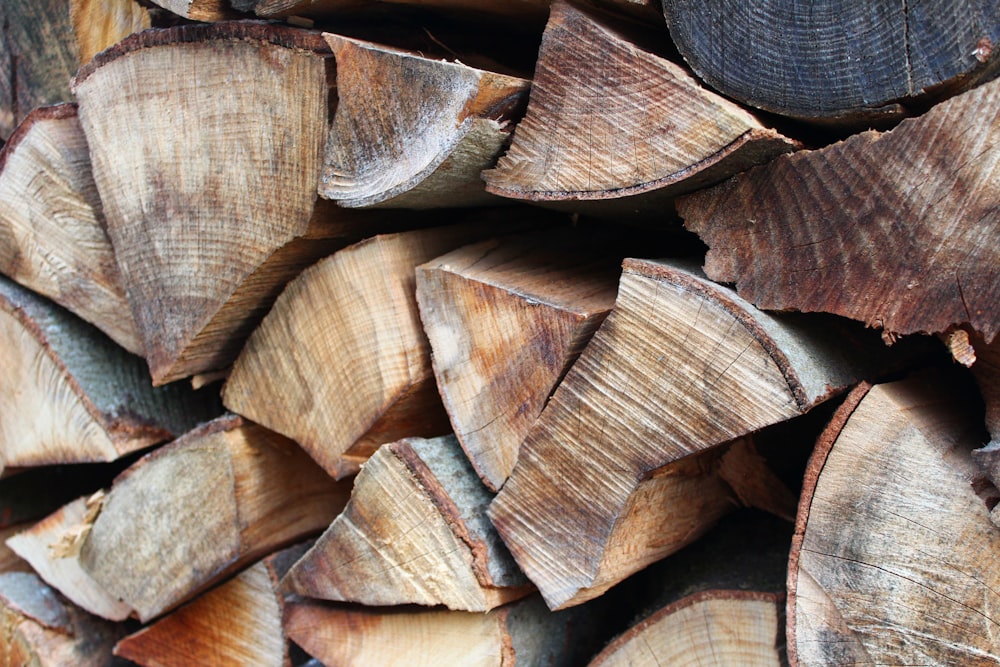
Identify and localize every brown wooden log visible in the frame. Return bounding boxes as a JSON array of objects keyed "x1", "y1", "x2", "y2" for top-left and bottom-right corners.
[
  {"x1": 222, "y1": 220, "x2": 532, "y2": 479},
  {"x1": 482, "y1": 1, "x2": 798, "y2": 217},
  {"x1": 0, "y1": 526, "x2": 30, "y2": 575},
  {"x1": 0, "y1": 103, "x2": 142, "y2": 354},
  {"x1": 679, "y1": 77, "x2": 1000, "y2": 345},
  {"x1": 788, "y1": 369, "x2": 1000, "y2": 665},
  {"x1": 662, "y1": 0, "x2": 999, "y2": 123},
  {"x1": 285, "y1": 435, "x2": 532, "y2": 611},
  {"x1": 0, "y1": 571, "x2": 124, "y2": 666},
  {"x1": 0, "y1": 274, "x2": 219, "y2": 471},
  {"x1": 70, "y1": 0, "x2": 151, "y2": 65},
  {"x1": 145, "y1": 0, "x2": 243, "y2": 21},
  {"x1": 77, "y1": 414, "x2": 352, "y2": 622},
  {"x1": 415, "y1": 231, "x2": 623, "y2": 491},
  {"x1": 319, "y1": 32, "x2": 529, "y2": 209},
  {"x1": 489, "y1": 258, "x2": 920, "y2": 609}
]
